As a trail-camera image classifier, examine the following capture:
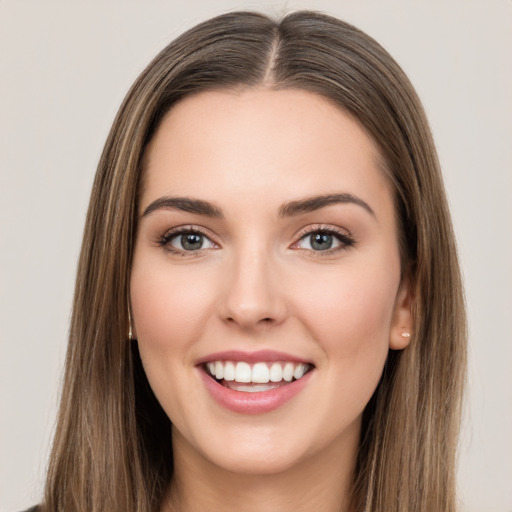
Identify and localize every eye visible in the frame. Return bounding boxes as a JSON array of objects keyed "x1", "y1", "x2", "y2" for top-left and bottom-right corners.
[
  {"x1": 159, "y1": 228, "x2": 217, "y2": 253},
  {"x1": 293, "y1": 228, "x2": 355, "y2": 252}
]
